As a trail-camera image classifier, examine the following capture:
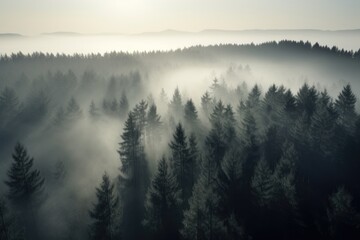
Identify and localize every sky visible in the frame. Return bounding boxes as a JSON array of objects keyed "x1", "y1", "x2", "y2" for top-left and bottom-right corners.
[{"x1": 0, "y1": 0, "x2": 359, "y2": 35}]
